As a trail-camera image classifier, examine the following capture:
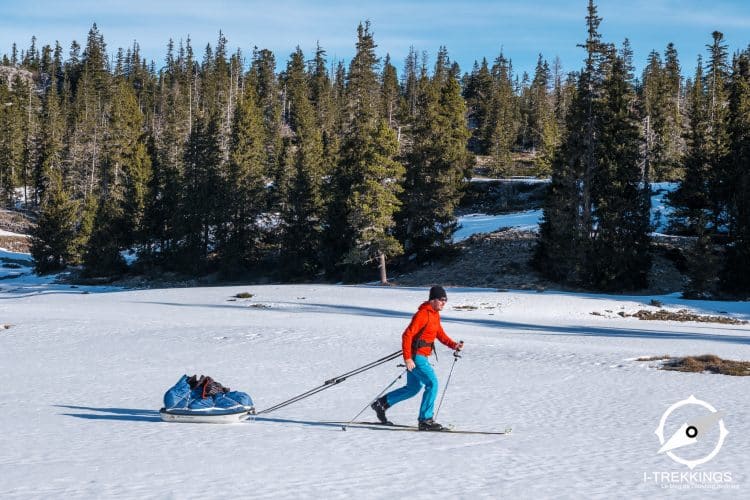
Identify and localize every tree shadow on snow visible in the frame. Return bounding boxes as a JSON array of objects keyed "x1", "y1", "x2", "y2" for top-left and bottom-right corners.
[{"x1": 55, "y1": 405, "x2": 161, "y2": 422}]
